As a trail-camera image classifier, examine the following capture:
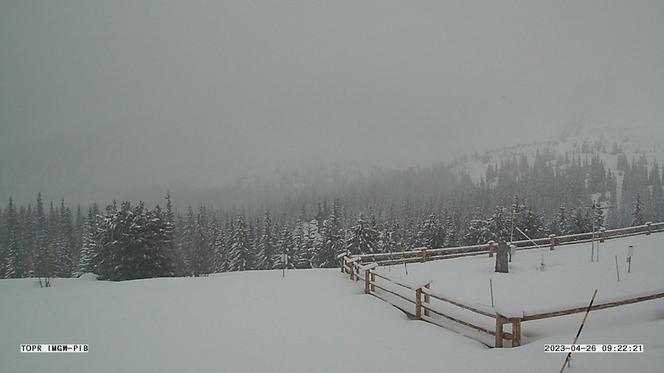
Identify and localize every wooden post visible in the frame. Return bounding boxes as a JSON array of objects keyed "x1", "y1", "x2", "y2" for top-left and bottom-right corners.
[
  {"x1": 364, "y1": 269, "x2": 371, "y2": 294},
  {"x1": 370, "y1": 272, "x2": 375, "y2": 292},
  {"x1": 599, "y1": 228, "x2": 606, "y2": 243},
  {"x1": 549, "y1": 234, "x2": 556, "y2": 250},
  {"x1": 646, "y1": 222, "x2": 652, "y2": 236},
  {"x1": 512, "y1": 319, "x2": 522, "y2": 347},
  {"x1": 415, "y1": 287, "x2": 423, "y2": 320},
  {"x1": 421, "y1": 249, "x2": 428, "y2": 263},
  {"x1": 488, "y1": 240, "x2": 495, "y2": 257},
  {"x1": 495, "y1": 315, "x2": 505, "y2": 348},
  {"x1": 349, "y1": 261, "x2": 355, "y2": 281},
  {"x1": 424, "y1": 283, "x2": 431, "y2": 317},
  {"x1": 340, "y1": 256, "x2": 345, "y2": 273}
]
